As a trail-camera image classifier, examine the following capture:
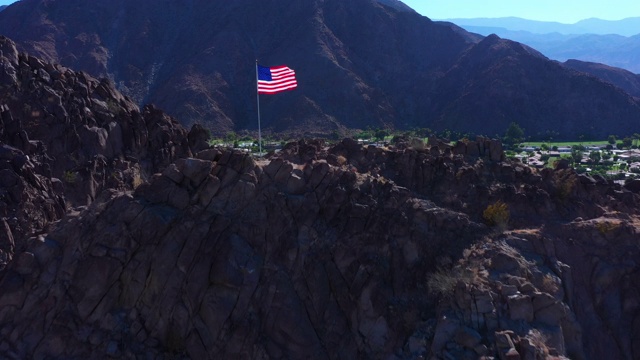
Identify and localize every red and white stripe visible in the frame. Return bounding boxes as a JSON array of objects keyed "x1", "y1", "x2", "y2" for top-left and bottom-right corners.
[{"x1": 258, "y1": 66, "x2": 298, "y2": 94}]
